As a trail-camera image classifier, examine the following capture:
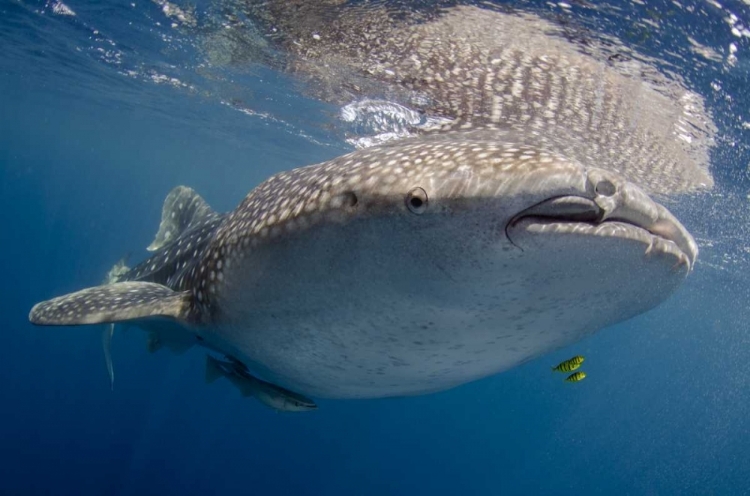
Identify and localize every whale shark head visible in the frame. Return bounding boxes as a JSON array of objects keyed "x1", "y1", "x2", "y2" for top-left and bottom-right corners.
[{"x1": 196, "y1": 130, "x2": 697, "y2": 397}]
